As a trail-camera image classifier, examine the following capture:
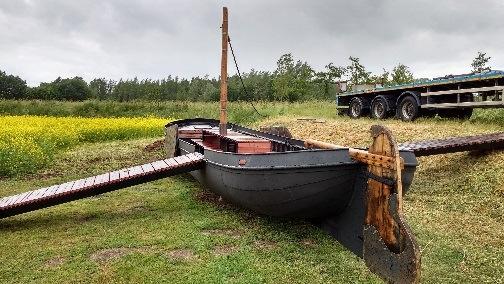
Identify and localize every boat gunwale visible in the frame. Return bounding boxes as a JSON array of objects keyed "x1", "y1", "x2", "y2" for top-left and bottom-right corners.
[{"x1": 178, "y1": 140, "x2": 418, "y2": 171}]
